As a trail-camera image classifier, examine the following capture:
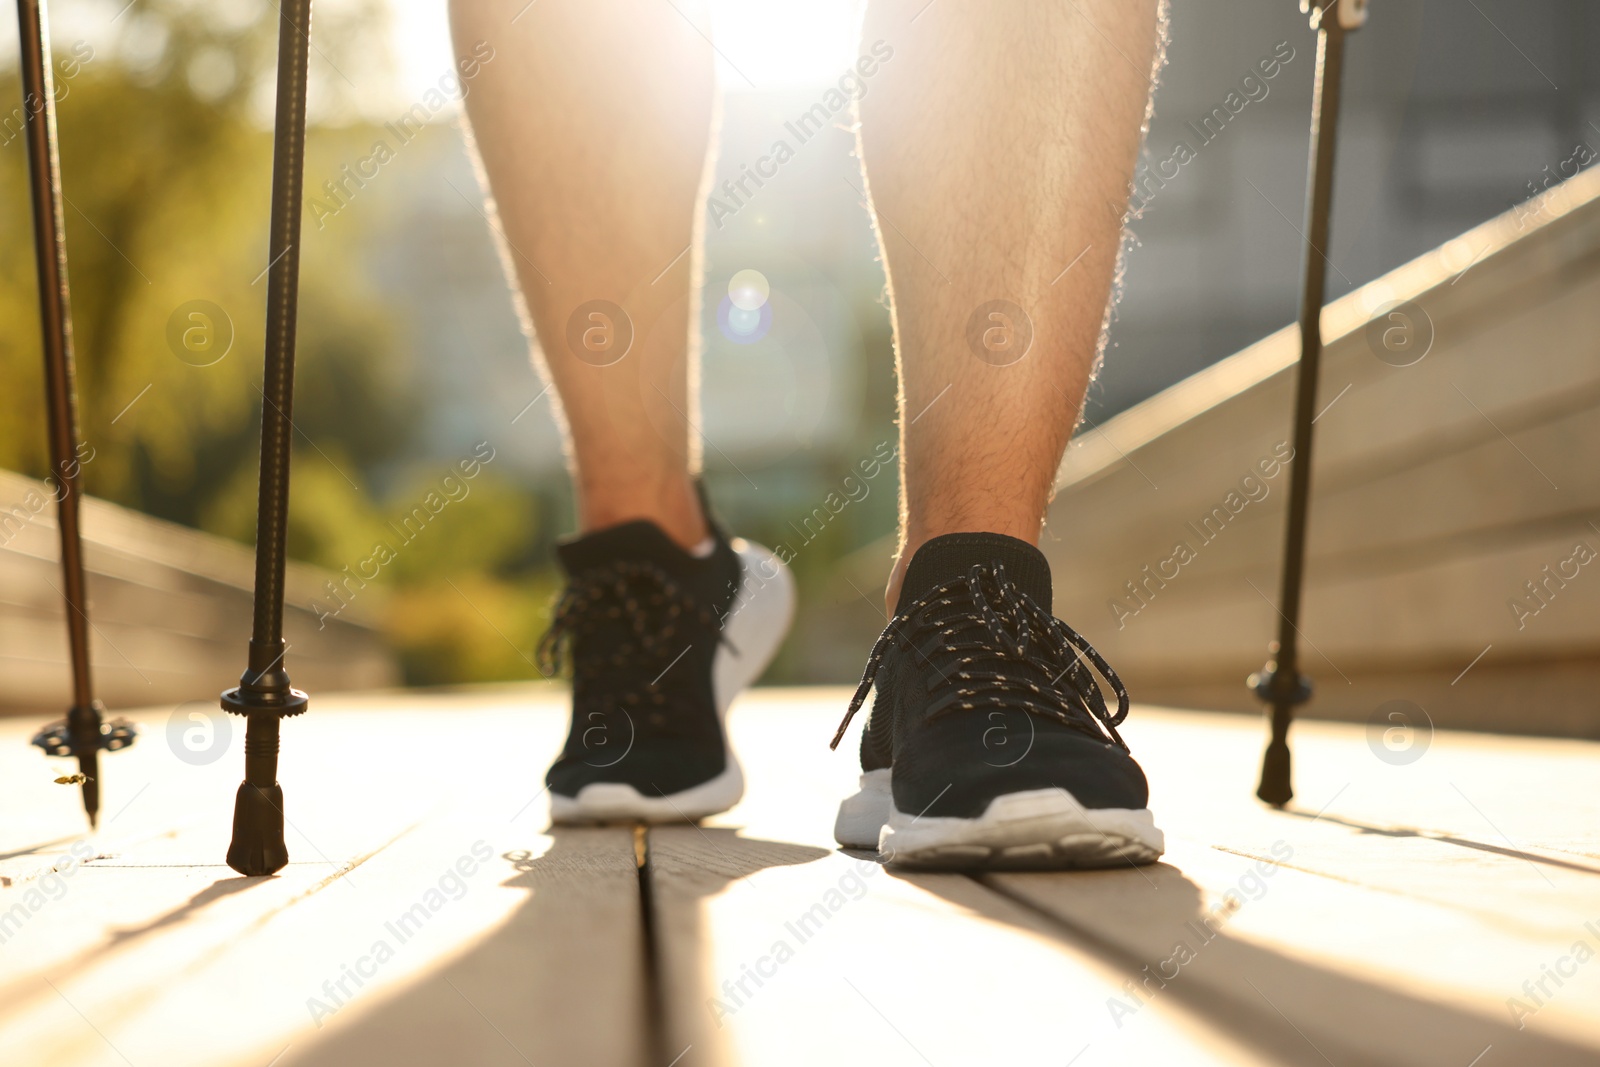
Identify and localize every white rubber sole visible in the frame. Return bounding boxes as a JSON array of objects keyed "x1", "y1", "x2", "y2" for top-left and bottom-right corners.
[
  {"x1": 834, "y1": 768, "x2": 1164, "y2": 870},
  {"x1": 833, "y1": 769, "x2": 896, "y2": 850},
  {"x1": 550, "y1": 538, "x2": 795, "y2": 825}
]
